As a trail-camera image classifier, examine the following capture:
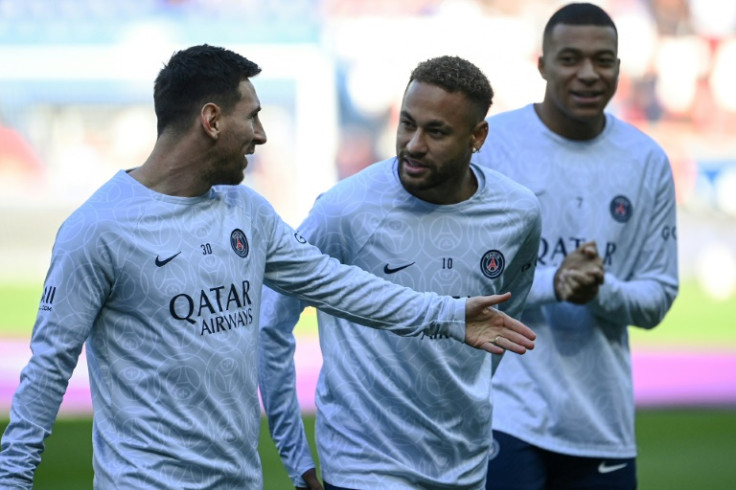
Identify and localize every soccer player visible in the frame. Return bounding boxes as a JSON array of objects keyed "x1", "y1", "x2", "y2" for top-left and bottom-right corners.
[
  {"x1": 475, "y1": 3, "x2": 679, "y2": 489},
  {"x1": 259, "y1": 56, "x2": 542, "y2": 489},
  {"x1": 0, "y1": 45, "x2": 537, "y2": 489}
]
